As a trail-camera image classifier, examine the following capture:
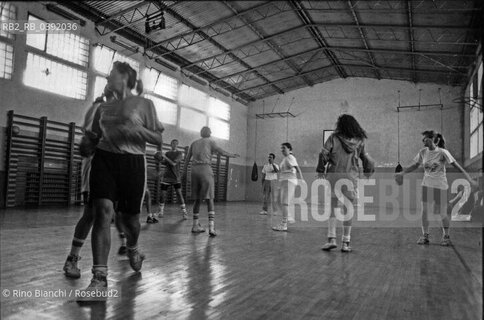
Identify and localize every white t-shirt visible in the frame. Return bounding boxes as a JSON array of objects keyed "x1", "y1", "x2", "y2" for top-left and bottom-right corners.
[
  {"x1": 413, "y1": 147, "x2": 455, "y2": 190},
  {"x1": 279, "y1": 154, "x2": 299, "y2": 185},
  {"x1": 262, "y1": 163, "x2": 279, "y2": 181}
]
